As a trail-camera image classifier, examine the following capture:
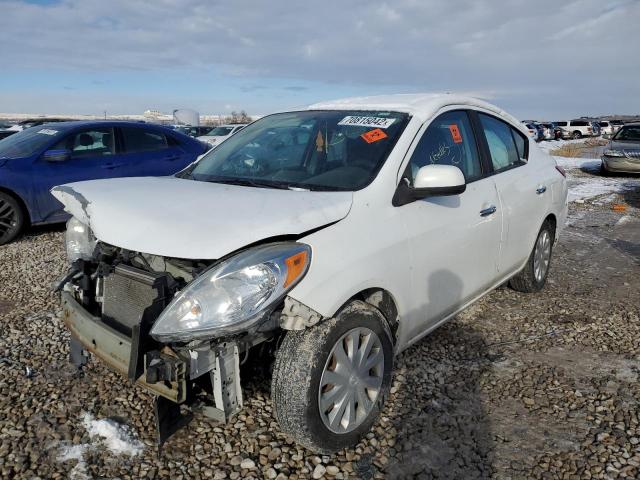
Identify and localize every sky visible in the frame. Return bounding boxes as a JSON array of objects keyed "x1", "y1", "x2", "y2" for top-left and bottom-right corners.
[{"x1": 0, "y1": 0, "x2": 638, "y2": 119}]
